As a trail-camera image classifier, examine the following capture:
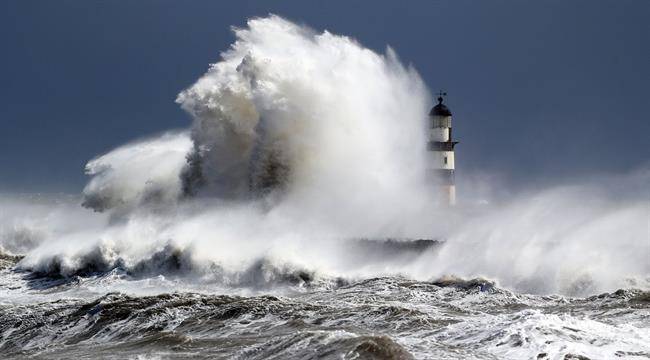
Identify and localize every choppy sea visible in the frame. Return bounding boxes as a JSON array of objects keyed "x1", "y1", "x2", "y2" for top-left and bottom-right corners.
[{"x1": 1, "y1": 250, "x2": 648, "y2": 360}]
